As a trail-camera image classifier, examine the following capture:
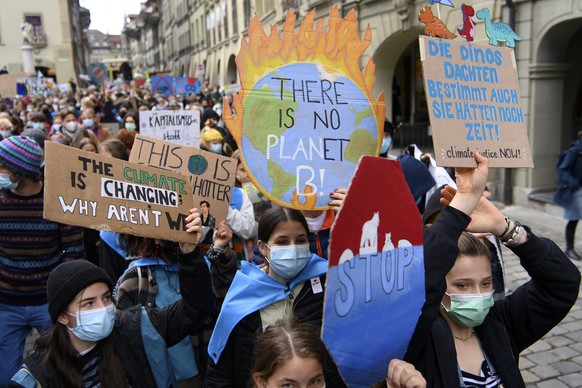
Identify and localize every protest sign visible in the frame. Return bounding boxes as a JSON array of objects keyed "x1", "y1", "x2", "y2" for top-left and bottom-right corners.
[
  {"x1": 130, "y1": 134, "x2": 236, "y2": 223},
  {"x1": 323, "y1": 156, "x2": 425, "y2": 387},
  {"x1": 151, "y1": 75, "x2": 174, "y2": 96},
  {"x1": 87, "y1": 62, "x2": 110, "y2": 84},
  {"x1": 0, "y1": 73, "x2": 26, "y2": 98},
  {"x1": 223, "y1": 7, "x2": 386, "y2": 210},
  {"x1": 139, "y1": 110, "x2": 200, "y2": 147},
  {"x1": 175, "y1": 77, "x2": 201, "y2": 95},
  {"x1": 419, "y1": 35, "x2": 533, "y2": 167},
  {"x1": 43, "y1": 141, "x2": 196, "y2": 243},
  {"x1": 16, "y1": 77, "x2": 54, "y2": 97}
]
